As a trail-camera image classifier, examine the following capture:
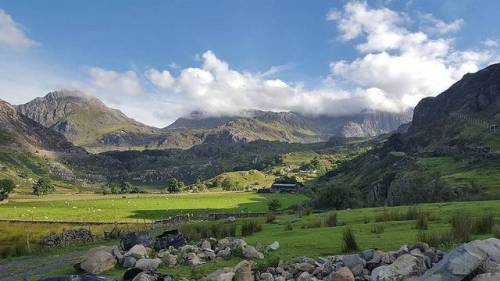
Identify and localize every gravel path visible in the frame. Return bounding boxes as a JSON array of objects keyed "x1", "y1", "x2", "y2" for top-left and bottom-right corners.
[{"x1": 0, "y1": 250, "x2": 85, "y2": 281}]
